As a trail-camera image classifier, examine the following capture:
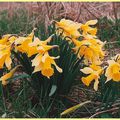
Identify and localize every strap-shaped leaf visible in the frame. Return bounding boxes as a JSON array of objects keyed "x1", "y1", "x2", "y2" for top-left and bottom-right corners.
[
  {"x1": 60, "y1": 100, "x2": 91, "y2": 116},
  {"x1": 49, "y1": 85, "x2": 57, "y2": 97}
]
